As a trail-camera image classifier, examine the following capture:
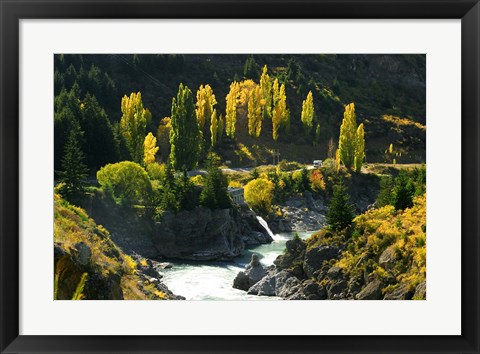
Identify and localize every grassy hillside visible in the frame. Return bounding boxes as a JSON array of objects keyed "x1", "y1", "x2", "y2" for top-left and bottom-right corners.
[{"x1": 54, "y1": 193, "x2": 173, "y2": 300}]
